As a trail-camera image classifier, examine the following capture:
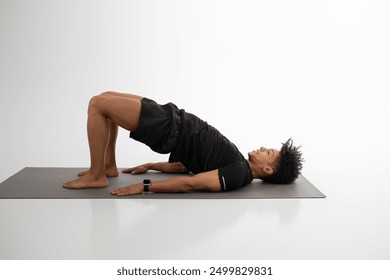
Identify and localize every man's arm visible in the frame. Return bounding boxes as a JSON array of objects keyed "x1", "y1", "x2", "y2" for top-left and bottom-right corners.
[
  {"x1": 111, "y1": 169, "x2": 221, "y2": 196},
  {"x1": 122, "y1": 162, "x2": 188, "y2": 174}
]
